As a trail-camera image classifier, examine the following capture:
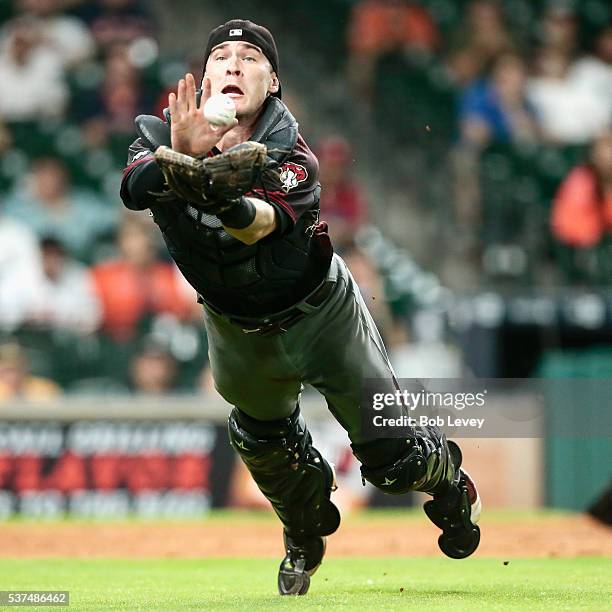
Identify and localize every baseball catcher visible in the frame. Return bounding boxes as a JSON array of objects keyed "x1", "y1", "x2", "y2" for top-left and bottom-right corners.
[{"x1": 120, "y1": 18, "x2": 481, "y2": 596}]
